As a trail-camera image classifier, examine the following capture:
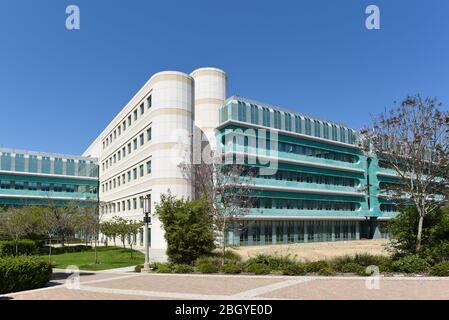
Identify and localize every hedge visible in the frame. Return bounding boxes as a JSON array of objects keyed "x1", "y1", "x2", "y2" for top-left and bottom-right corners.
[
  {"x1": 0, "y1": 240, "x2": 37, "y2": 256},
  {"x1": 0, "y1": 256, "x2": 53, "y2": 294}
]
